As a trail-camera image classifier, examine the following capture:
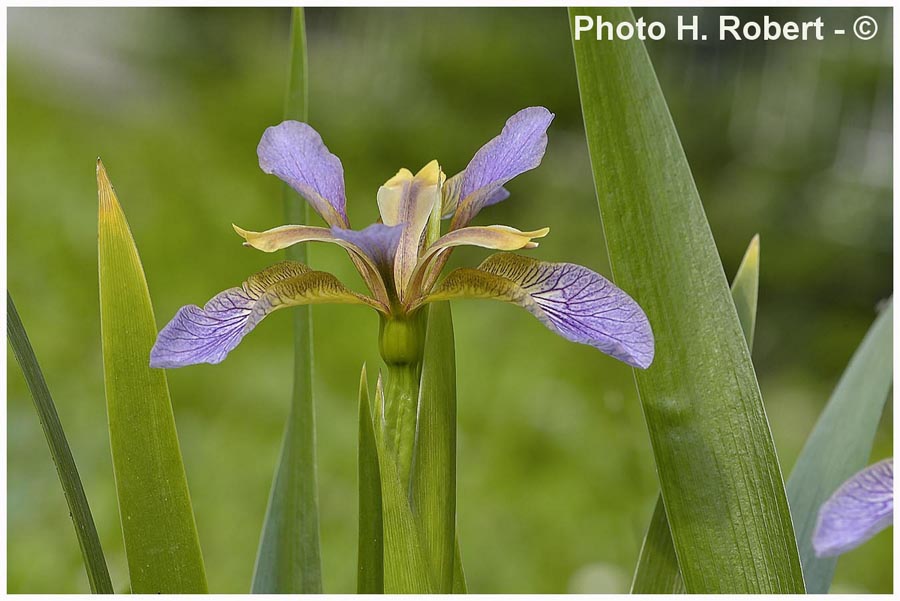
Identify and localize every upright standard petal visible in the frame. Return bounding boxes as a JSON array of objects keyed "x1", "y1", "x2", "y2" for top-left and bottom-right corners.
[
  {"x1": 452, "y1": 107, "x2": 554, "y2": 228},
  {"x1": 813, "y1": 459, "x2": 894, "y2": 557},
  {"x1": 150, "y1": 261, "x2": 377, "y2": 368},
  {"x1": 258, "y1": 121, "x2": 349, "y2": 227},
  {"x1": 376, "y1": 161, "x2": 443, "y2": 297},
  {"x1": 424, "y1": 253, "x2": 654, "y2": 369}
]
